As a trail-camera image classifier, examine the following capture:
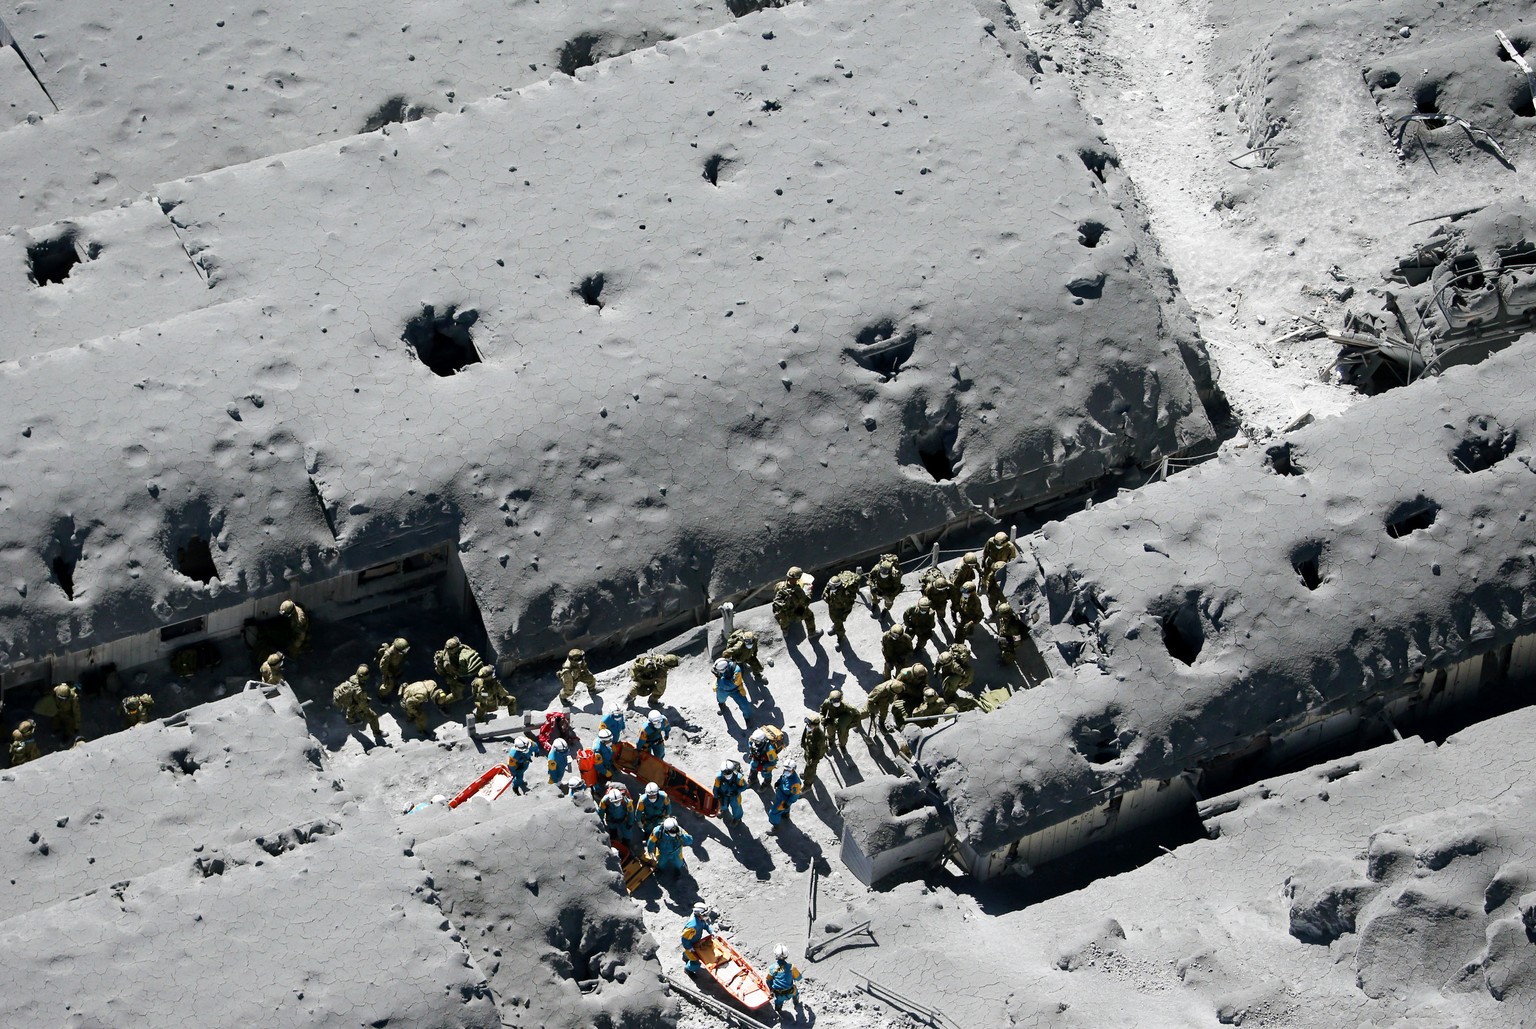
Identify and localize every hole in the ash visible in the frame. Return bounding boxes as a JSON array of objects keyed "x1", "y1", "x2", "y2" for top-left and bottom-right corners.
[
  {"x1": 361, "y1": 95, "x2": 427, "y2": 133},
  {"x1": 1265, "y1": 441, "x2": 1304, "y2": 476},
  {"x1": 558, "y1": 33, "x2": 601, "y2": 76},
  {"x1": 163, "y1": 748, "x2": 201, "y2": 776},
  {"x1": 1510, "y1": 81, "x2": 1535, "y2": 118},
  {"x1": 1079, "y1": 148, "x2": 1117, "y2": 184},
  {"x1": 916, "y1": 426, "x2": 958, "y2": 481},
  {"x1": 1067, "y1": 274, "x2": 1105, "y2": 301},
  {"x1": 1290, "y1": 540, "x2": 1326, "y2": 591},
  {"x1": 402, "y1": 304, "x2": 481, "y2": 377},
  {"x1": 1384, "y1": 496, "x2": 1440, "y2": 539},
  {"x1": 1498, "y1": 243, "x2": 1536, "y2": 270},
  {"x1": 1497, "y1": 36, "x2": 1530, "y2": 62},
  {"x1": 703, "y1": 153, "x2": 733, "y2": 186},
  {"x1": 52, "y1": 557, "x2": 76, "y2": 600},
  {"x1": 1415, "y1": 82, "x2": 1447, "y2": 128},
  {"x1": 1073, "y1": 712, "x2": 1124, "y2": 765},
  {"x1": 176, "y1": 535, "x2": 220, "y2": 583},
  {"x1": 575, "y1": 273, "x2": 605, "y2": 309},
  {"x1": 1078, "y1": 222, "x2": 1106, "y2": 248},
  {"x1": 1372, "y1": 69, "x2": 1402, "y2": 90},
  {"x1": 1155, "y1": 596, "x2": 1206, "y2": 665},
  {"x1": 848, "y1": 319, "x2": 918, "y2": 379},
  {"x1": 27, "y1": 230, "x2": 89, "y2": 286},
  {"x1": 1451, "y1": 416, "x2": 1517, "y2": 473}
]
